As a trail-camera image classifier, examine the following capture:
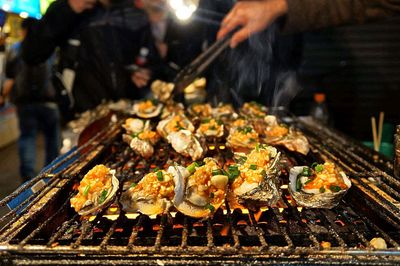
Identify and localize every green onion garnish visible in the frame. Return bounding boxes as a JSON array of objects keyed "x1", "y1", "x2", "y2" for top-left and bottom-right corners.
[
  {"x1": 83, "y1": 185, "x2": 91, "y2": 197},
  {"x1": 156, "y1": 171, "x2": 164, "y2": 181},
  {"x1": 301, "y1": 167, "x2": 312, "y2": 177},
  {"x1": 329, "y1": 185, "x2": 342, "y2": 192},
  {"x1": 227, "y1": 165, "x2": 240, "y2": 182},
  {"x1": 255, "y1": 143, "x2": 260, "y2": 152},
  {"x1": 201, "y1": 118, "x2": 211, "y2": 124},
  {"x1": 319, "y1": 187, "x2": 326, "y2": 193},
  {"x1": 212, "y1": 169, "x2": 222, "y2": 176},
  {"x1": 130, "y1": 183, "x2": 137, "y2": 188},
  {"x1": 98, "y1": 190, "x2": 108, "y2": 204},
  {"x1": 206, "y1": 204, "x2": 215, "y2": 212},
  {"x1": 315, "y1": 164, "x2": 324, "y2": 173},
  {"x1": 249, "y1": 164, "x2": 257, "y2": 170},
  {"x1": 186, "y1": 162, "x2": 199, "y2": 174},
  {"x1": 296, "y1": 177, "x2": 302, "y2": 191}
]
